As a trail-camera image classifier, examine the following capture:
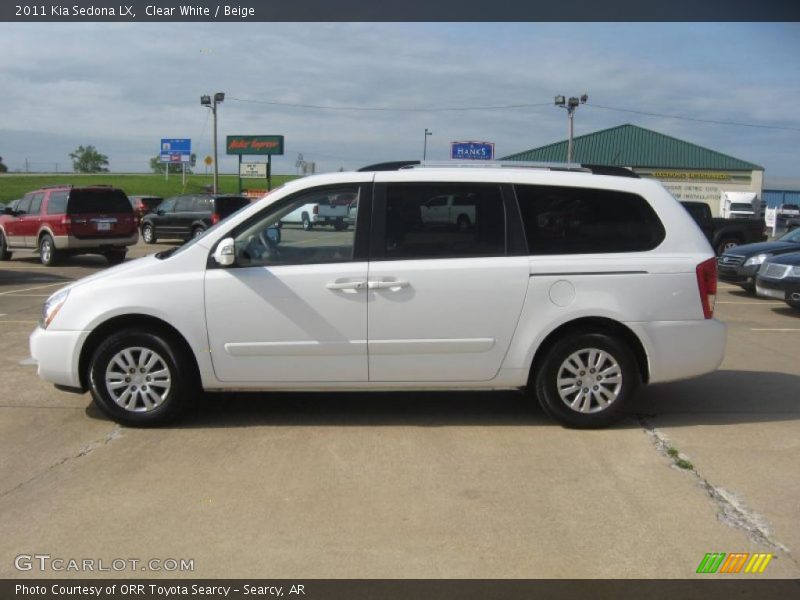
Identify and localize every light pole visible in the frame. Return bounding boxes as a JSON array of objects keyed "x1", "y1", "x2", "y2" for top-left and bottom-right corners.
[
  {"x1": 423, "y1": 128, "x2": 432, "y2": 161},
  {"x1": 201, "y1": 92, "x2": 225, "y2": 193},
  {"x1": 554, "y1": 94, "x2": 588, "y2": 163}
]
